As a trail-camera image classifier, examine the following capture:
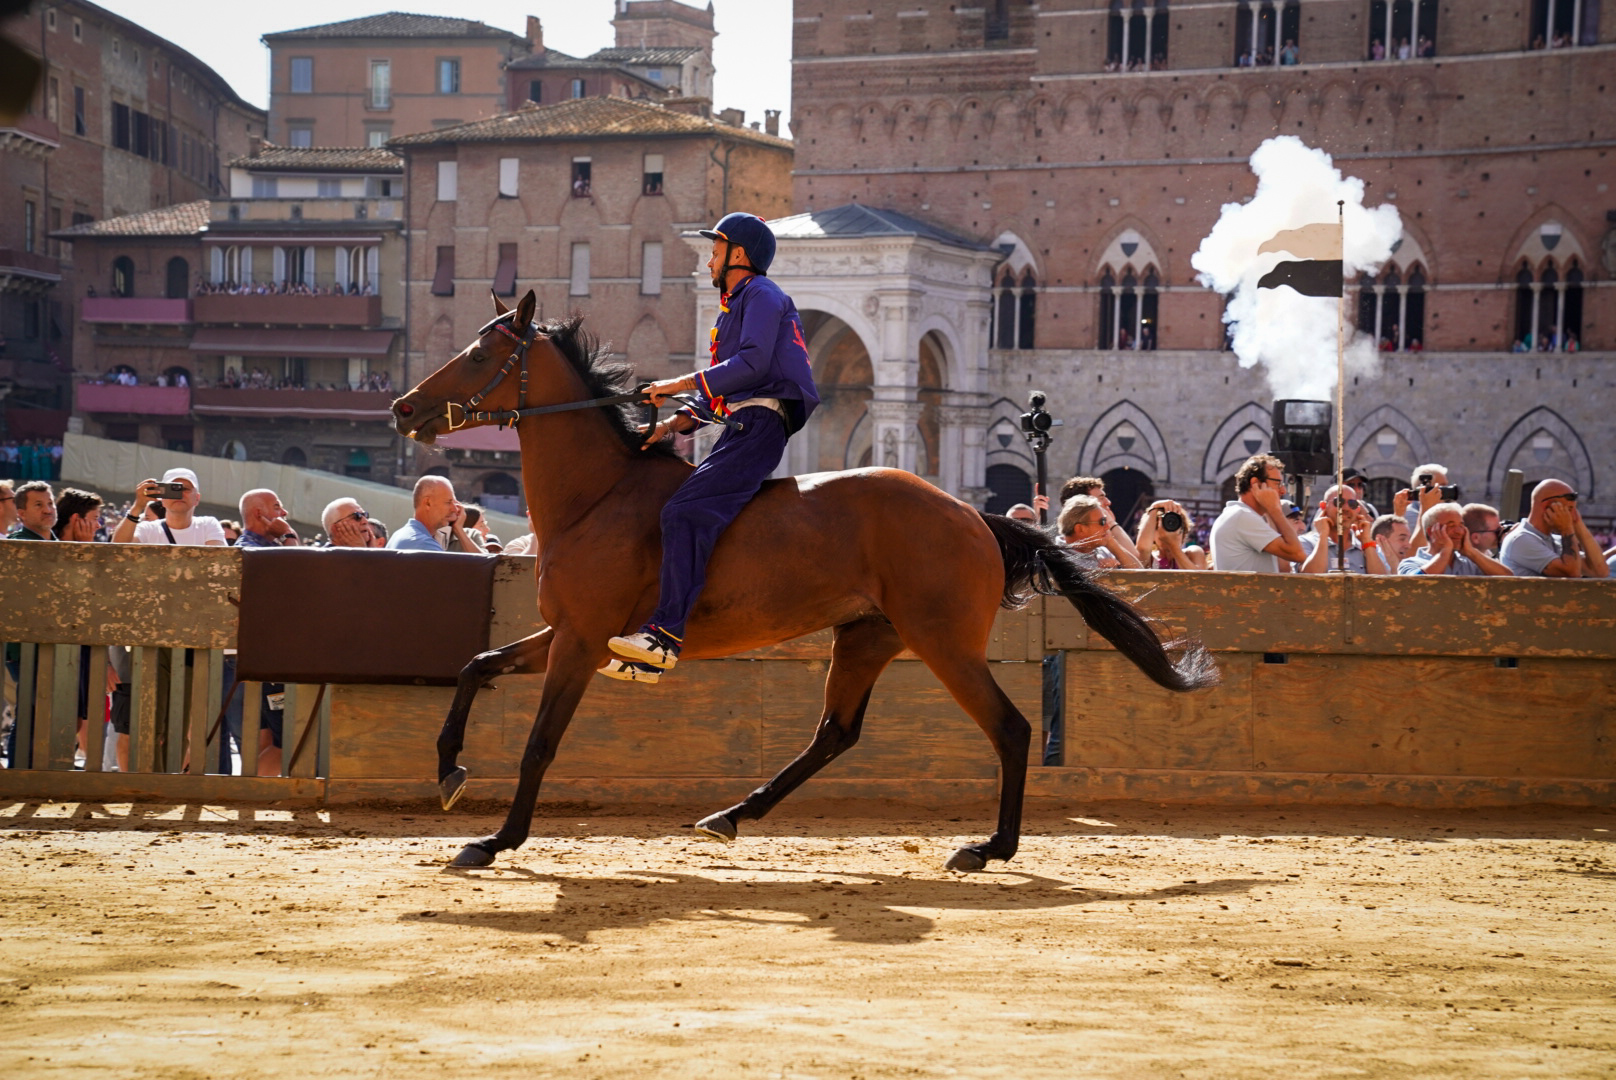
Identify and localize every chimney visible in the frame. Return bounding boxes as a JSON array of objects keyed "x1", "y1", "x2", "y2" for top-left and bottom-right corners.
[
  {"x1": 248, "y1": 135, "x2": 263, "y2": 157},
  {"x1": 764, "y1": 109, "x2": 780, "y2": 137},
  {"x1": 718, "y1": 107, "x2": 744, "y2": 127},
  {"x1": 527, "y1": 15, "x2": 543, "y2": 52}
]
